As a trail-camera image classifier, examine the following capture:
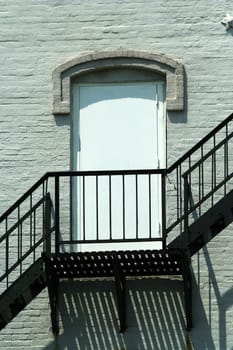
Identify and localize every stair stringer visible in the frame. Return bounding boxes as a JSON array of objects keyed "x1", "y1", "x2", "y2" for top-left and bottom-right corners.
[
  {"x1": 169, "y1": 189, "x2": 233, "y2": 256},
  {"x1": 0, "y1": 258, "x2": 46, "y2": 331}
]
